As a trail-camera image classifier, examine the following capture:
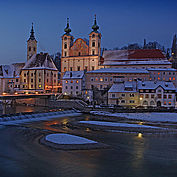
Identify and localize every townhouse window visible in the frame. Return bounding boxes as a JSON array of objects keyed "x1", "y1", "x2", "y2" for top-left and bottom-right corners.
[
  {"x1": 145, "y1": 94, "x2": 149, "y2": 98},
  {"x1": 140, "y1": 90, "x2": 143, "y2": 93},
  {"x1": 71, "y1": 86, "x2": 73, "y2": 89},
  {"x1": 164, "y1": 101, "x2": 166, "y2": 105},
  {"x1": 168, "y1": 95, "x2": 172, "y2": 99},
  {"x1": 163, "y1": 95, "x2": 167, "y2": 99},
  {"x1": 100, "y1": 77, "x2": 103, "y2": 82},
  {"x1": 100, "y1": 85, "x2": 103, "y2": 89},
  {"x1": 130, "y1": 94, "x2": 134, "y2": 97},
  {"x1": 77, "y1": 66, "x2": 80, "y2": 71},
  {"x1": 129, "y1": 100, "x2": 135, "y2": 103},
  {"x1": 31, "y1": 73, "x2": 33, "y2": 77},
  {"x1": 169, "y1": 102, "x2": 172, "y2": 105},
  {"x1": 66, "y1": 86, "x2": 68, "y2": 89},
  {"x1": 16, "y1": 79, "x2": 18, "y2": 82},
  {"x1": 110, "y1": 77, "x2": 113, "y2": 82},
  {"x1": 95, "y1": 77, "x2": 98, "y2": 81},
  {"x1": 39, "y1": 73, "x2": 41, "y2": 77},
  {"x1": 112, "y1": 94, "x2": 115, "y2": 98},
  {"x1": 54, "y1": 74, "x2": 56, "y2": 77},
  {"x1": 105, "y1": 77, "x2": 108, "y2": 82},
  {"x1": 33, "y1": 47, "x2": 36, "y2": 51},
  {"x1": 158, "y1": 89, "x2": 161, "y2": 93},
  {"x1": 31, "y1": 79, "x2": 33, "y2": 83},
  {"x1": 64, "y1": 67, "x2": 66, "y2": 72},
  {"x1": 121, "y1": 94, "x2": 125, "y2": 97},
  {"x1": 157, "y1": 94, "x2": 161, "y2": 99},
  {"x1": 47, "y1": 73, "x2": 49, "y2": 77},
  {"x1": 90, "y1": 77, "x2": 94, "y2": 82},
  {"x1": 151, "y1": 94, "x2": 154, "y2": 98},
  {"x1": 121, "y1": 100, "x2": 125, "y2": 103},
  {"x1": 65, "y1": 80, "x2": 68, "y2": 84},
  {"x1": 71, "y1": 80, "x2": 73, "y2": 83},
  {"x1": 76, "y1": 86, "x2": 78, "y2": 89},
  {"x1": 54, "y1": 80, "x2": 56, "y2": 83},
  {"x1": 76, "y1": 80, "x2": 79, "y2": 84},
  {"x1": 70, "y1": 67, "x2": 72, "y2": 71},
  {"x1": 76, "y1": 91, "x2": 79, "y2": 95},
  {"x1": 29, "y1": 47, "x2": 31, "y2": 51}
]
